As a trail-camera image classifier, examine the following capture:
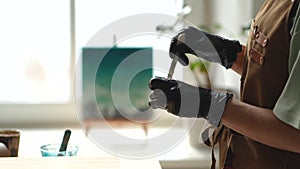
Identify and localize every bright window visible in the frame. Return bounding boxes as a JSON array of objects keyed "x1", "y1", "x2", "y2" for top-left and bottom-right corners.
[
  {"x1": 0, "y1": 0, "x2": 183, "y2": 126},
  {"x1": 0, "y1": 0, "x2": 71, "y2": 104}
]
